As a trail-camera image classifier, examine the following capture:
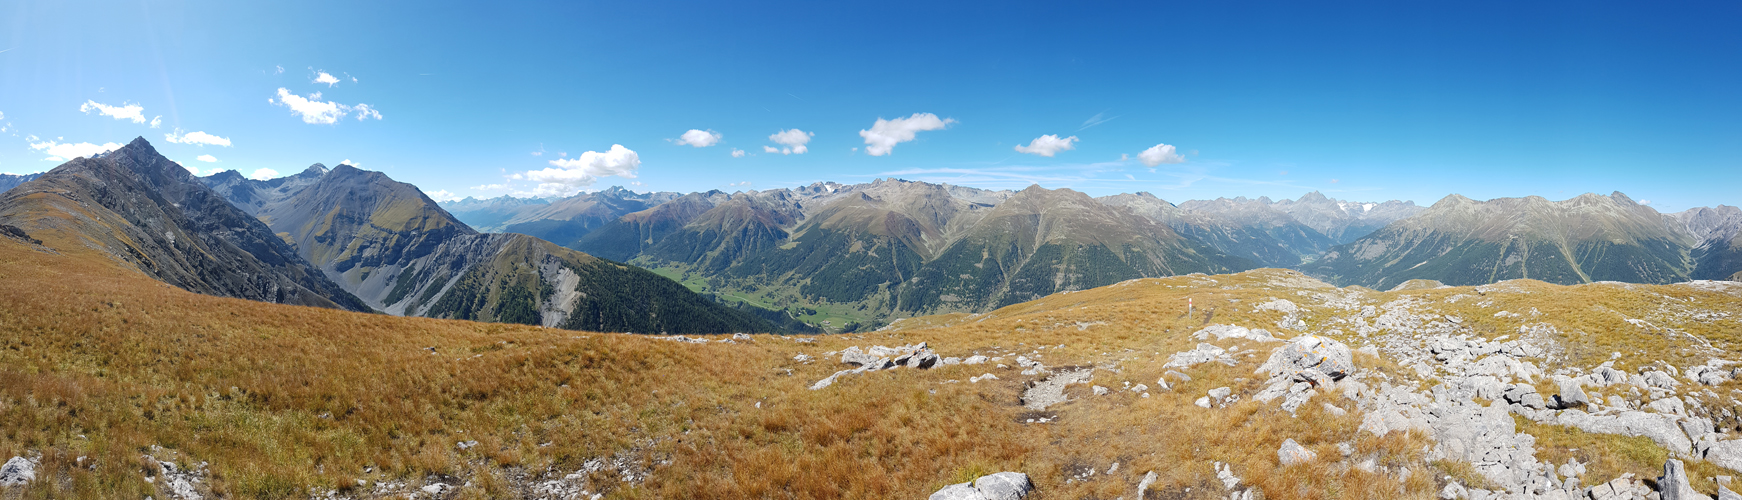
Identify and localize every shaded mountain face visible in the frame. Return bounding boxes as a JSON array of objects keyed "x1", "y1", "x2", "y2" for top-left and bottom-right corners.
[
  {"x1": 565, "y1": 179, "x2": 1250, "y2": 329},
  {"x1": 439, "y1": 195, "x2": 551, "y2": 232},
  {"x1": 0, "y1": 138, "x2": 371, "y2": 312},
  {"x1": 1305, "y1": 192, "x2": 1693, "y2": 289},
  {"x1": 1671, "y1": 205, "x2": 1742, "y2": 280},
  {"x1": 204, "y1": 164, "x2": 781, "y2": 334},
  {"x1": 492, "y1": 186, "x2": 682, "y2": 247},
  {"x1": 0, "y1": 173, "x2": 43, "y2": 195}
]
